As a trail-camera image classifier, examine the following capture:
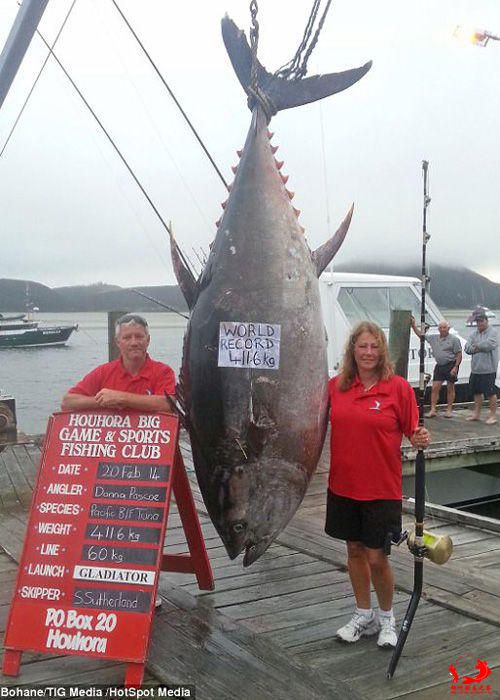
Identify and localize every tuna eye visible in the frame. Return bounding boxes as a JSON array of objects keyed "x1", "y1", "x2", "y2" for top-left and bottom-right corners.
[{"x1": 232, "y1": 521, "x2": 246, "y2": 534}]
